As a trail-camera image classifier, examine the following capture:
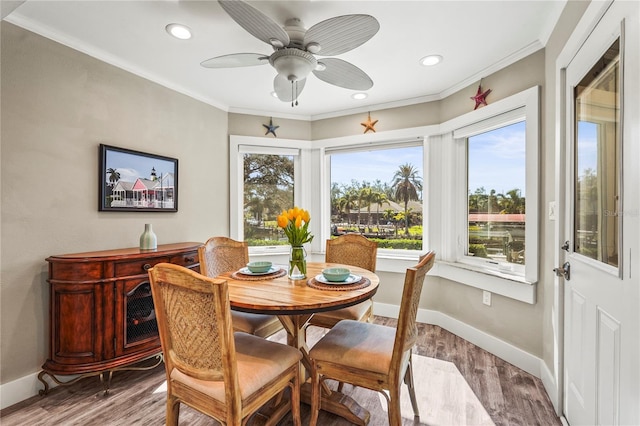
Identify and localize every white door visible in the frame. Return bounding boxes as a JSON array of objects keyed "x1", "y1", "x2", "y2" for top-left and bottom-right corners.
[{"x1": 562, "y1": 1, "x2": 639, "y2": 425}]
